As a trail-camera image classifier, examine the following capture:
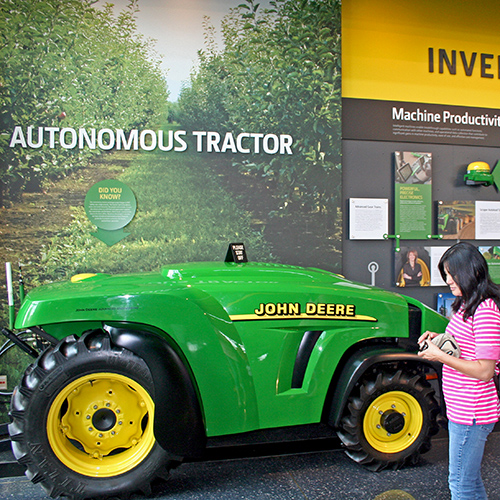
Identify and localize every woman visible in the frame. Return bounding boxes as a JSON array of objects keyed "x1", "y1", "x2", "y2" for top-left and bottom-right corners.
[
  {"x1": 419, "y1": 242, "x2": 500, "y2": 499},
  {"x1": 402, "y1": 249, "x2": 422, "y2": 286}
]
